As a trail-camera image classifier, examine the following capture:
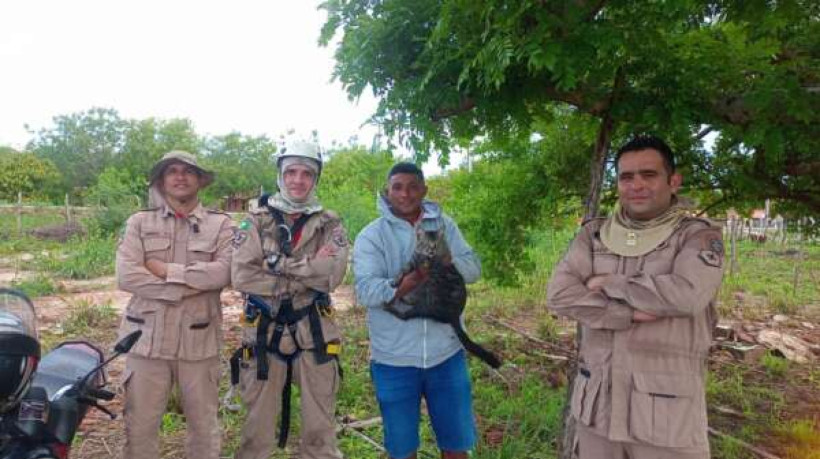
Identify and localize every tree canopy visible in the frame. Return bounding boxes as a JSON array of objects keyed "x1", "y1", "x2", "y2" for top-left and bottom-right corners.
[
  {"x1": 0, "y1": 148, "x2": 59, "y2": 201},
  {"x1": 321, "y1": 0, "x2": 820, "y2": 215}
]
